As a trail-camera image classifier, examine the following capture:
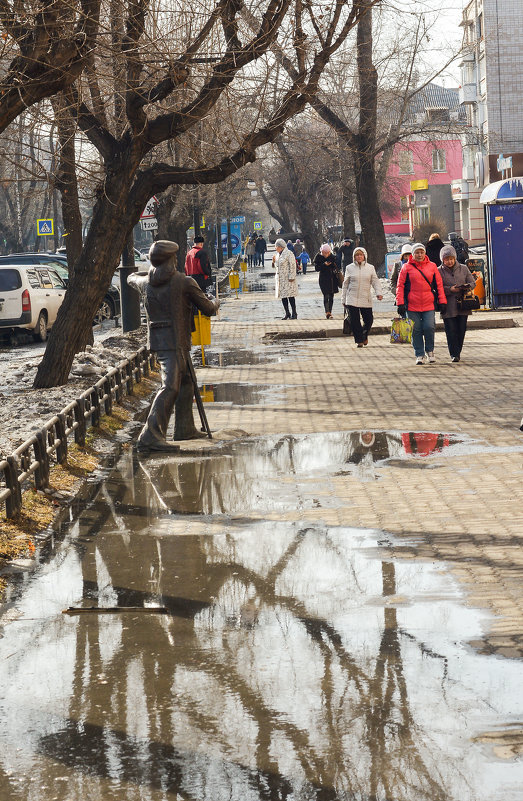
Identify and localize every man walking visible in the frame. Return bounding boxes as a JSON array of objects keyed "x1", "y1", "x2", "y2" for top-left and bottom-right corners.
[
  {"x1": 185, "y1": 235, "x2": 212, "y2": 291},
  {"x1": 255, "y1": 234, "x2": 267, "y2": 267},
  {"x1": 128, "y1": 240, "x2": 219, "y2": 452},
  {"x1": 337, "y1": 236, "x2": 355, "y2": 271}
]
